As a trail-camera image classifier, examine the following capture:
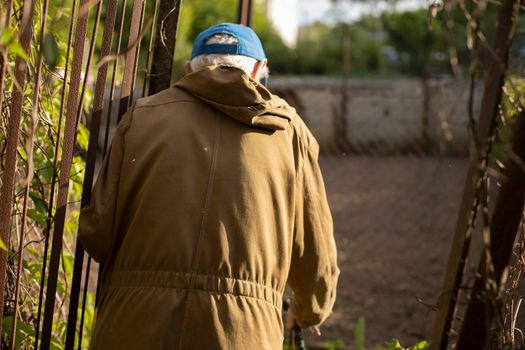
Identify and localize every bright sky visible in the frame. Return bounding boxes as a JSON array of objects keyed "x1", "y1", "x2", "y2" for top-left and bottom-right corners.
[{"x1": 267, "y1": 0, "x2": 429, "y2": 47}]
